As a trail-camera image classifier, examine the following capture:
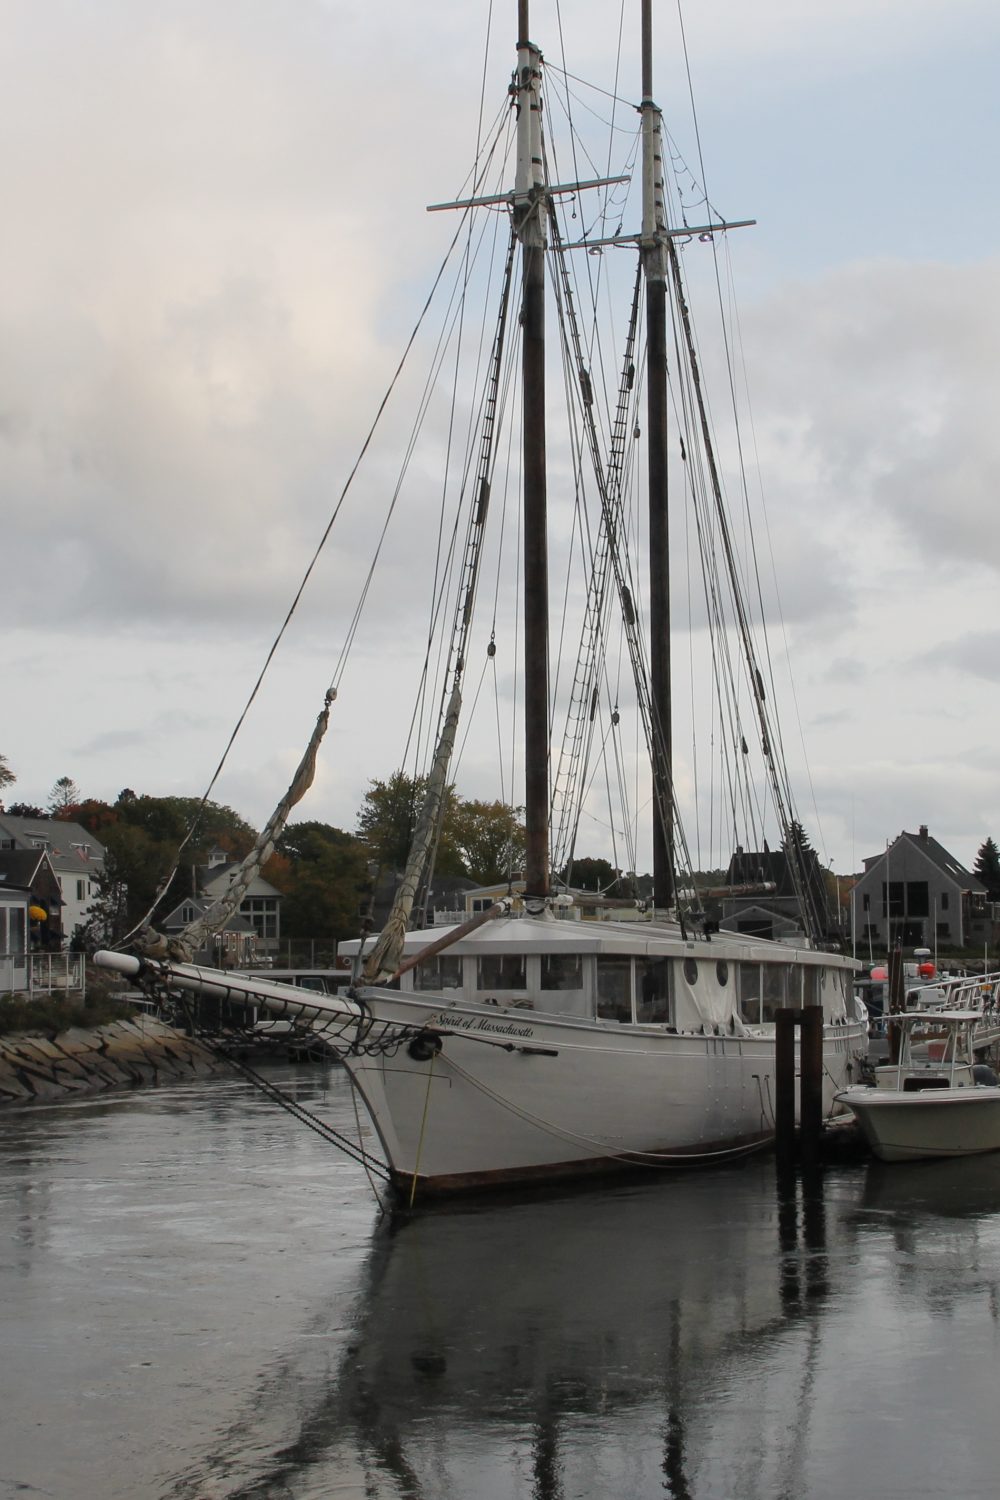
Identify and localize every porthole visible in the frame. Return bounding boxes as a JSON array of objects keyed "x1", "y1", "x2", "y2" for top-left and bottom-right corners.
[
  {"x1": 683, "y1": 957, "x2": 699, "y2": 985},
  {"x1": 716, "y1": 960, "x2": 729, "y2": 987}
]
